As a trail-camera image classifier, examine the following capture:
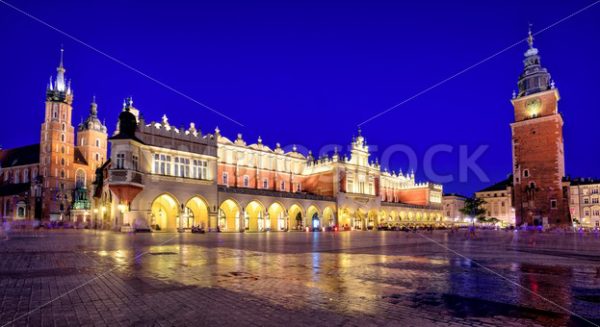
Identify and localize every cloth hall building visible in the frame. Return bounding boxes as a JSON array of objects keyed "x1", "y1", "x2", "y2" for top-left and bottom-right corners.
[{"x1": 0, "y1": 50, "x2": 443, "y2": 232}]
